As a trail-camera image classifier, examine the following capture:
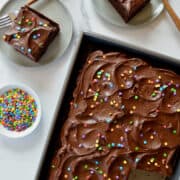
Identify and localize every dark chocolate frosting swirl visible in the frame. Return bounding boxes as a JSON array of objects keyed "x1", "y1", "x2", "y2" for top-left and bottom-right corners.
[
  {"x1": 3, "y1": 6, "x2": 59, "y2": 62},
  {"x1": 49, "y1": 51, "x2": 180, "y2": 180}
]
